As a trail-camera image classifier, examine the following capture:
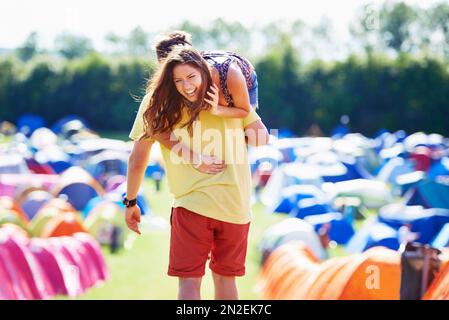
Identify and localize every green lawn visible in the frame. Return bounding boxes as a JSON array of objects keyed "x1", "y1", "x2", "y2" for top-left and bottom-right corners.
[{"x1": 72, "y1": 178, "x2": 286, "y2": 300}]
